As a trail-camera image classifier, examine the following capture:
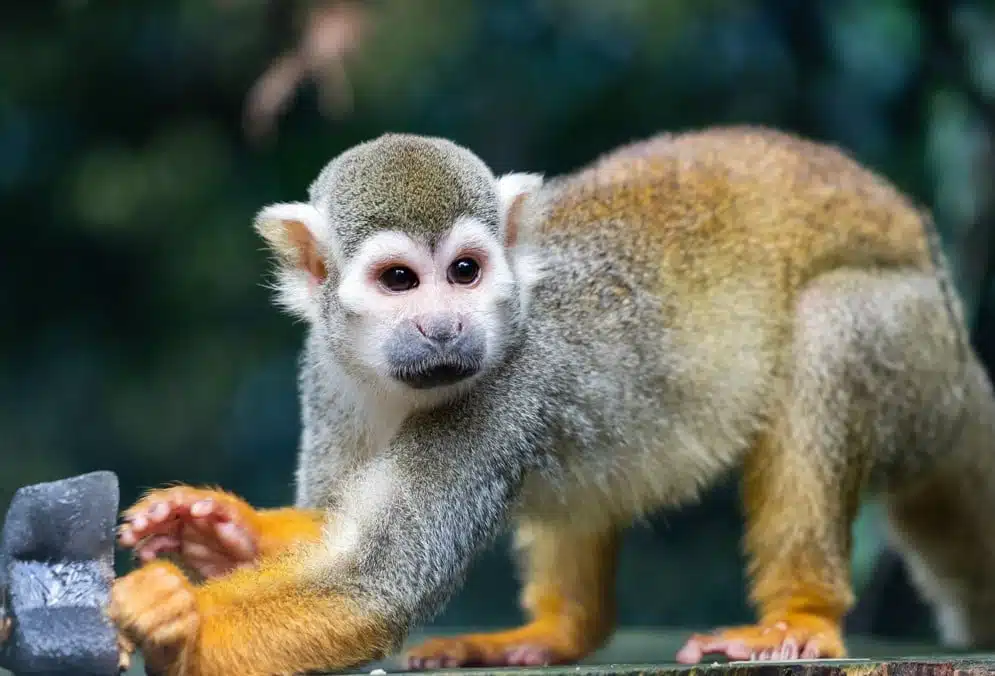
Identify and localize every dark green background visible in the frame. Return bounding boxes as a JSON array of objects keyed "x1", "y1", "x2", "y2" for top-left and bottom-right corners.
[{"x1": 2, "y1": 0, "x2": 994, "y2": 643}]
